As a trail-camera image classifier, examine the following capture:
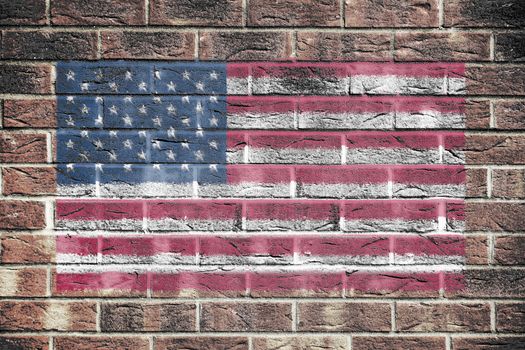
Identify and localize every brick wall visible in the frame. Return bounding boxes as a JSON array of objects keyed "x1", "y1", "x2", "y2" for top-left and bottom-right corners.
[{"x1": 1, "y1": 0, "x2": 524, "y2": 349}]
